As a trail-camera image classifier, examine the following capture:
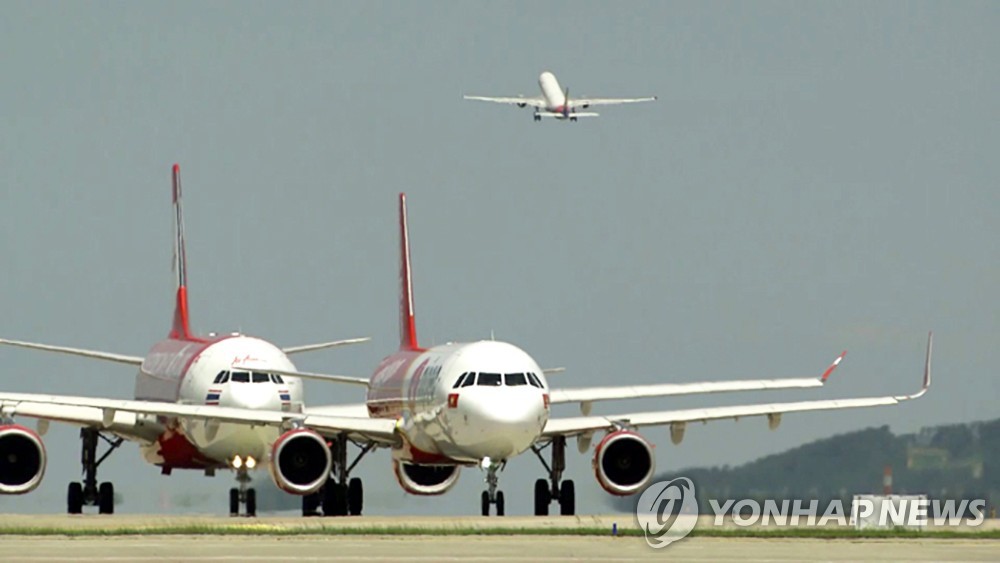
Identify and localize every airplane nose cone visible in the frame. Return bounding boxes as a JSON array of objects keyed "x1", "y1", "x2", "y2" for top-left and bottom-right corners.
[
  {"x1": 228, "y1": 385, "x2": 279, "y2": 410},
  {"x1": 456, "y1": 390, "x2": 546, "y2": 459}
]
